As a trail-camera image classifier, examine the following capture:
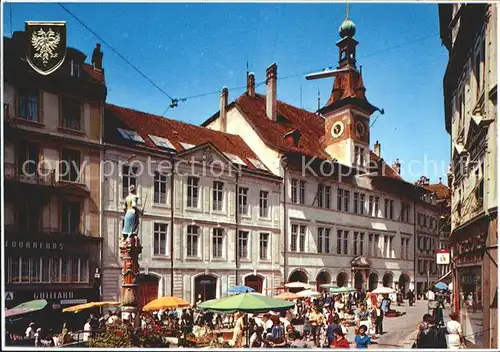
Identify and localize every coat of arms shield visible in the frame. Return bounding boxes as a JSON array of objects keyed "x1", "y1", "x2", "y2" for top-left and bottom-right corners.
[{"x1": 25, "y1": 21, "x2": 67, "y2": 75}]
